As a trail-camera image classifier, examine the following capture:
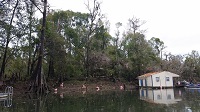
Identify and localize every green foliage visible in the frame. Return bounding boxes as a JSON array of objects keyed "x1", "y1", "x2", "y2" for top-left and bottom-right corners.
[
  {"x1": 1, "y1": 1, "x2": 199, "y2": 84},
  {"x1": 182, "y1": 51, "x2": 200, "y2": 79},
  {"x1": 121, "y1": 33, "x2": 157, "y2": 78},
  {"x1": 148, "y1": 37, "x2": 165, "y2": 58}
]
